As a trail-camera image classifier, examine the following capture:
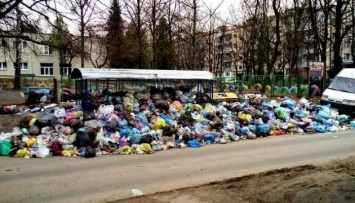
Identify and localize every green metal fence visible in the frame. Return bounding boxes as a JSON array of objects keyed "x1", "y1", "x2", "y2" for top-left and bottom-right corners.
[{"x1": 215, "y1": 75, "x2": 318, "y2": 96}]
